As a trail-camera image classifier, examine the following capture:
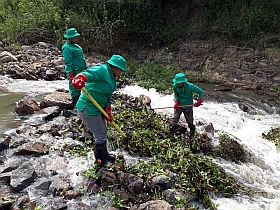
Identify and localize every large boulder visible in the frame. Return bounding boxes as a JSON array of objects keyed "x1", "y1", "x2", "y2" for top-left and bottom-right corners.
[
  {"x1": 40, "y1": 91, "x2": 73, "y2": 109},
  {"x1": 14, "y1": 99, "x2": 41, "y2": 115},
  {"x1": 10, "y1": 162, "x2": 37, "y2": 191}
]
